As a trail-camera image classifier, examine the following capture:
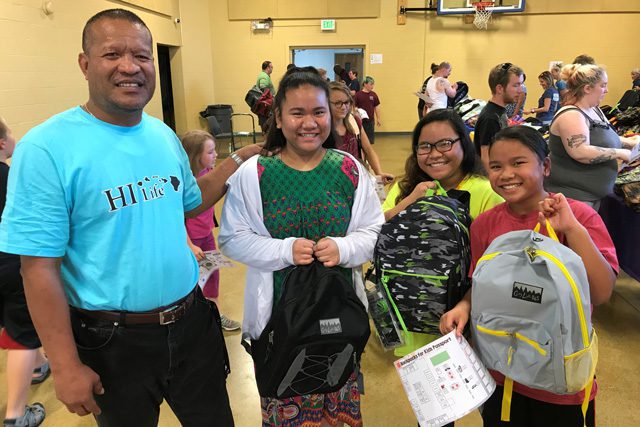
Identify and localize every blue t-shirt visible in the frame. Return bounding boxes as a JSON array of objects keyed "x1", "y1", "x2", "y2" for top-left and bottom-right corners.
[
  {"x1": 555, "y1": 80, "x2": 567, "y2": 91},
  {"x1": 537, "y1": 87, "x2": 560, "y2": 124},
  {"x1": 0, "y1": 107, "x2": 201, "y2": 310}
]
